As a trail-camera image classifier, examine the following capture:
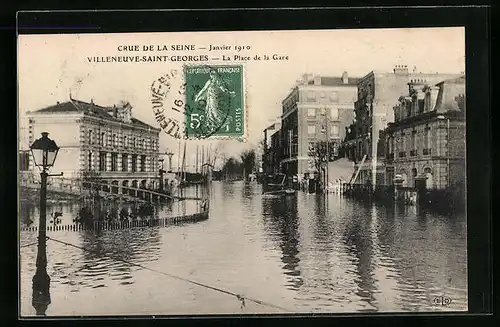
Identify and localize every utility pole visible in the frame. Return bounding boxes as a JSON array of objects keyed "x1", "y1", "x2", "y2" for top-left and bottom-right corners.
[
  {"x1": 165, "y1": 150, "x2": 174, "y2": 172},
  {"x1": 158, "y1": 158, "x2": 166, "y2": 192}
]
